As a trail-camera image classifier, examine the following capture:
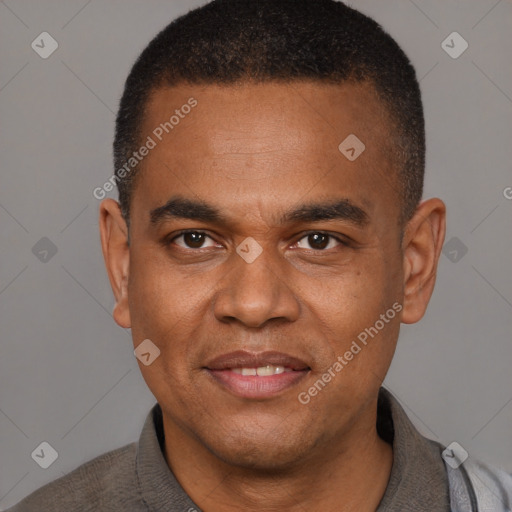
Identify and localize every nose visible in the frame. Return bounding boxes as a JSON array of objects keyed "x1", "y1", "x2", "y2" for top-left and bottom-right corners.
[{"x1": 212, "y1": 247, "x2": 301, "y2": 329}]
